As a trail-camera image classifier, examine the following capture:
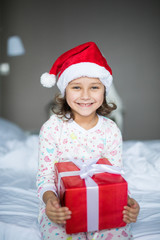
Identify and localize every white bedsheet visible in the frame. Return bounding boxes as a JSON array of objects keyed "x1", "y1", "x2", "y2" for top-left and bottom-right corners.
[
  {"x1": 123, "y1": 140, "x2": 160, "y2": 239},
  {"x1": 0, "y1": 118, "x2": 160, "y2": 239},
  {"x1": 0, "y1": 221, "x2": 41, "y2": 240},
  {"x1": 0, "y1": 134, "x2": 41, "y2": 240}
]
